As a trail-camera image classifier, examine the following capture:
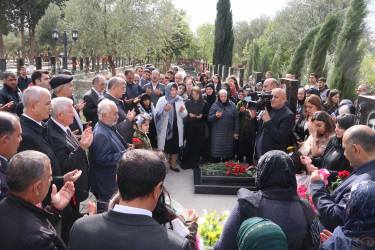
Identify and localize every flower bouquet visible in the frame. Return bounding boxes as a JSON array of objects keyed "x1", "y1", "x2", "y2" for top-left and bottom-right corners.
[
  {"x1": 200, "y1": 161, "x2": 256, "y2": 177},
  {"x1": 297, "y1": 185, "x2": 317, "y2": 214},
  {"x1": 330, "y1": 170, "x2": 350, "y2": 190},
  {"x1": 132, "y1": 138, "x2": 141, "y2": 147}
]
